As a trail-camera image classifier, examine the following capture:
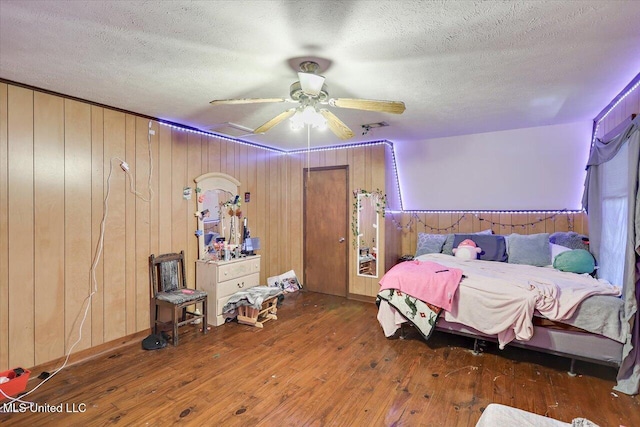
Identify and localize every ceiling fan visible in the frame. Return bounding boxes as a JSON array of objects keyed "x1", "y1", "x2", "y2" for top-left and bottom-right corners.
[{"x1": 209, "y1": 61, "x2": 406, "y2": 140}]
